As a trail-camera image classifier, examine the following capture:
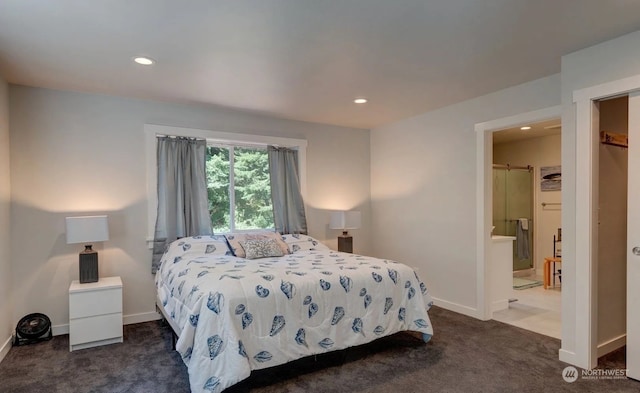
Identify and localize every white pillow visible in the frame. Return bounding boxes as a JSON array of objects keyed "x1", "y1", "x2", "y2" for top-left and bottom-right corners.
[
  {"x1": 281, "y1": 234, "x2": 330, "y2": 253},
  {"x1": 170, "y1": 235, "x2": 232, "y2": 256}
]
